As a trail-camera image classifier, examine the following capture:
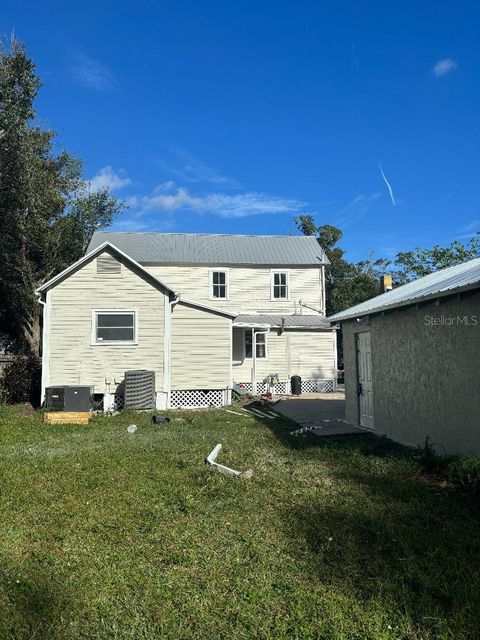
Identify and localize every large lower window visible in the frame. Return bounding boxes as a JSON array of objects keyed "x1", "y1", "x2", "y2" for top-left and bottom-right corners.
[
  {"x1": 210, "y1": 270, "x2": 228, "y2": 299},
  {"x1": 271, "y1": 271, "x2": 289, "y2": 299},
  {"x1": 245, "y1": 330, "x2": 267, "y2": 358},
  {"x1": 93, "y1": 311, "x2": 136, "y2": 344}
]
